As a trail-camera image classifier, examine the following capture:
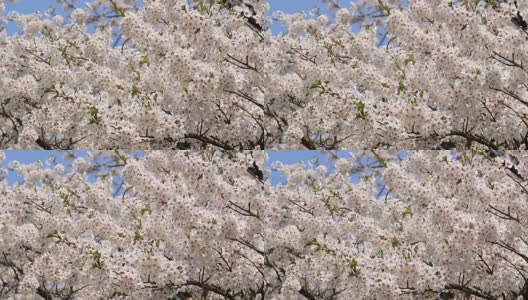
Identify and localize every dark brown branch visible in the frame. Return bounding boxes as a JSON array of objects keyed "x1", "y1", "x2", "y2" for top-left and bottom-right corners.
[{"x1": 486, "y1": 204, "x2": 520, "y2": 222}]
